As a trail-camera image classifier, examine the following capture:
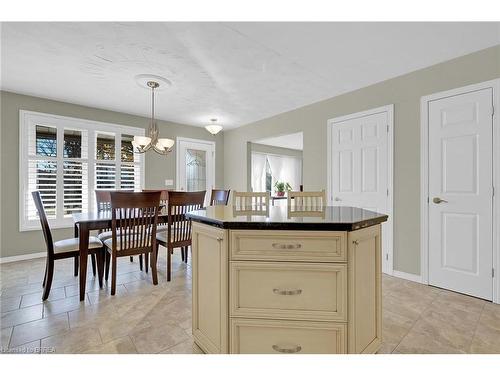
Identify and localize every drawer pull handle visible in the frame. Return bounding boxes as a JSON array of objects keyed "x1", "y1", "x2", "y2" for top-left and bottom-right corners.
[
  {"x1": 272, "y1": 243, "x2": 302, "y2": 249},
  {"x1": 273, "y1": 288, "x2": 302, "y2": 296},
  {"x1": 216, "y1": 237, "x2": 223, "y2": 242},
  {"x1": 352, "y1": 240, "x2": 359, "y2": 245},
  {"x1": 272, "y1": 344, "x2": 302, "y2": 354}
]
